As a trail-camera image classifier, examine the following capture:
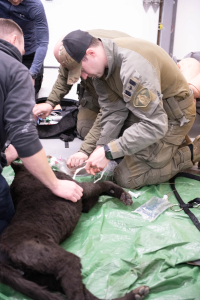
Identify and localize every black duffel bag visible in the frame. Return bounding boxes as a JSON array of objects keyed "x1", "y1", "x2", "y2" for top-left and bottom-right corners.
[{"x1": 36, "y1": 97, "x2": 78, "y2": 141}]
